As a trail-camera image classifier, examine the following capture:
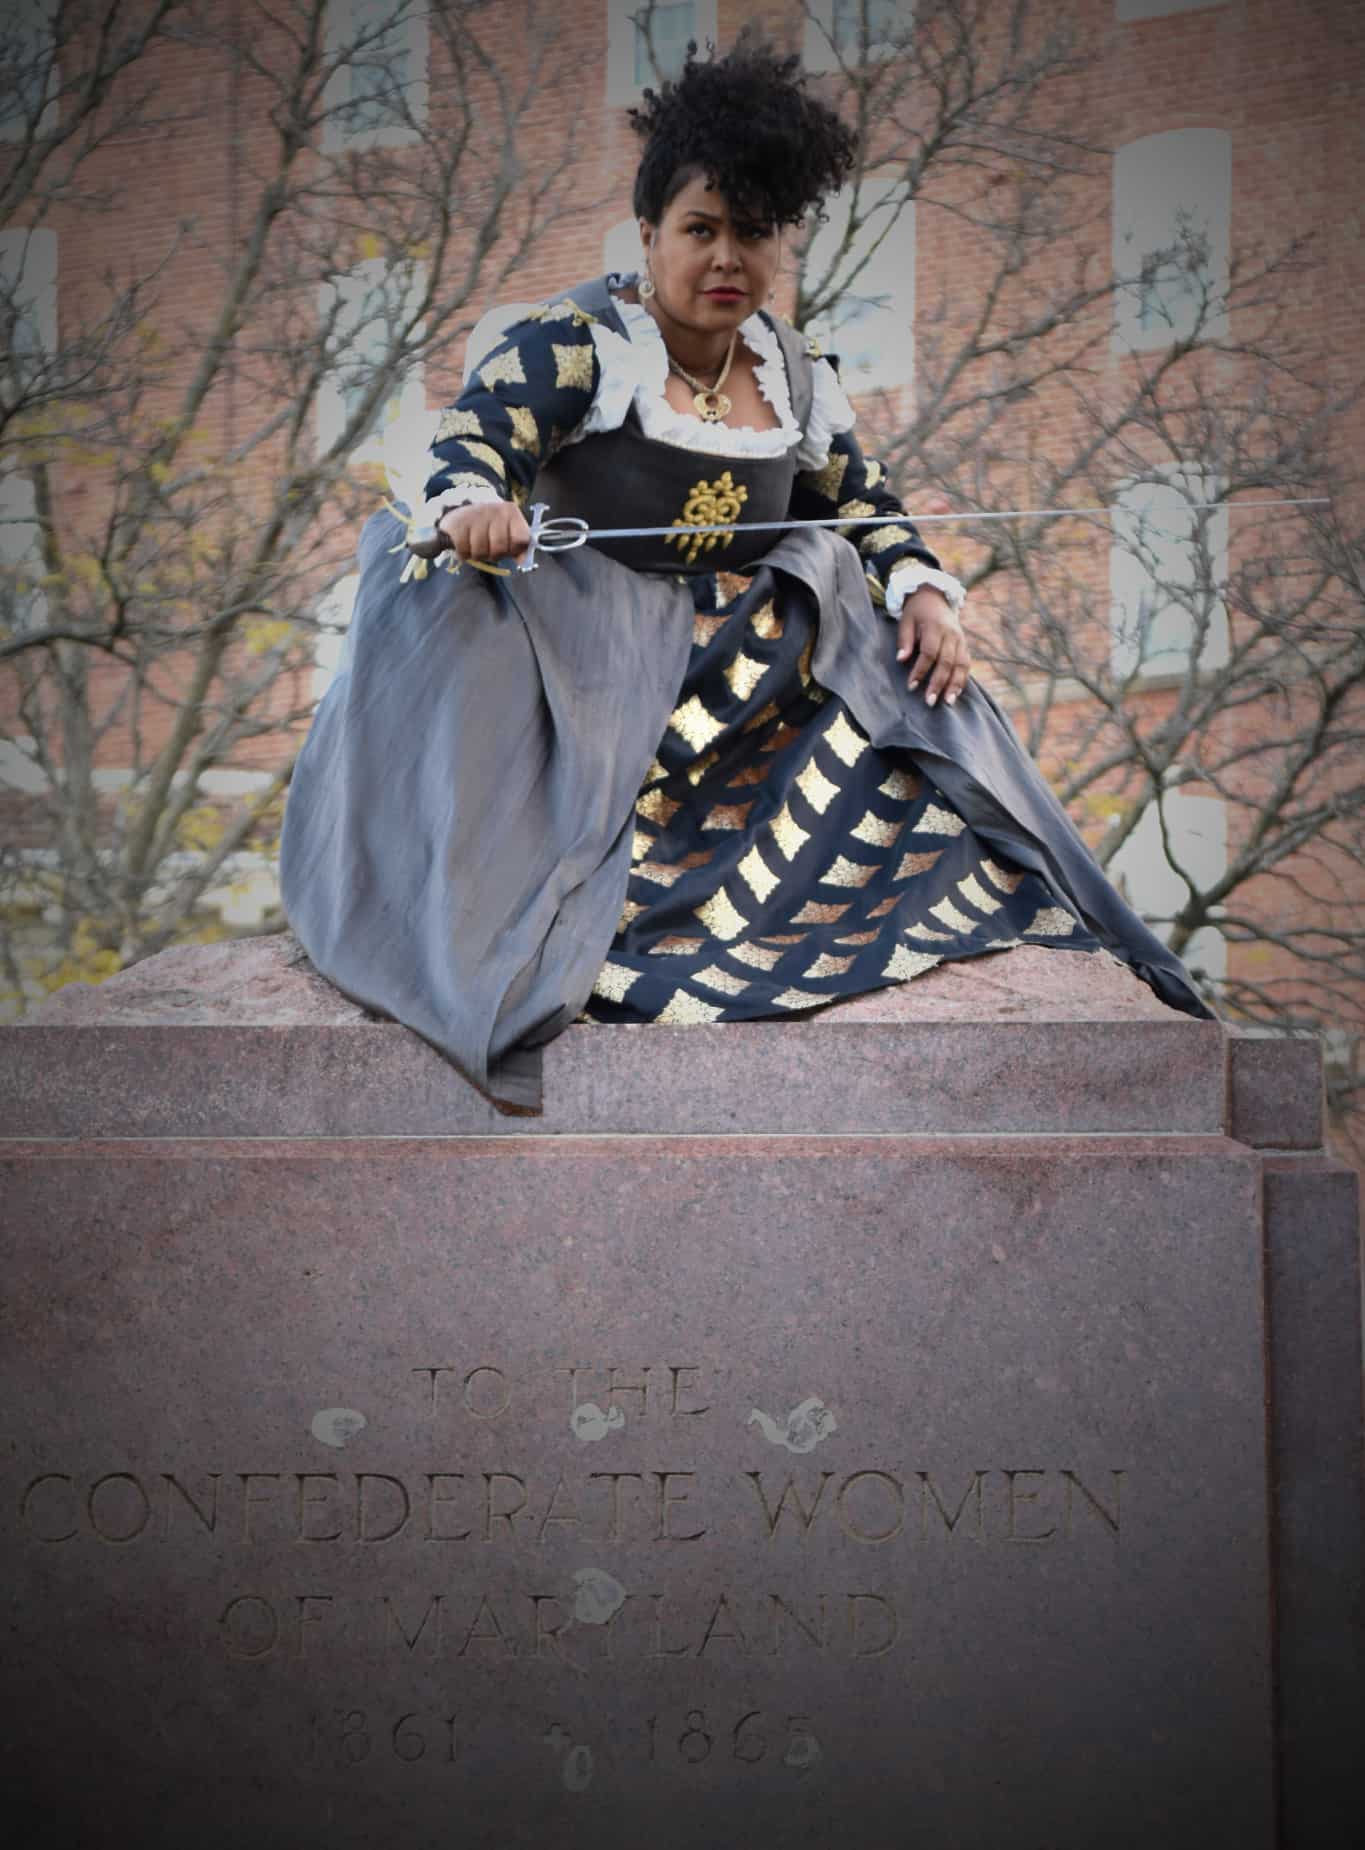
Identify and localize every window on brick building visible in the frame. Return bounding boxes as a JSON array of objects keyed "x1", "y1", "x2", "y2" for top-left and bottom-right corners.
[
  {"x1": 1116, "y1": 1, "x2": 1227, "y2": 20},
  {"x1": 603, "y1": 217, "x2": 644, "y2": 279},
  {"x1": 802, "y1": 178, "x2": 915, "y2": 392},
  {"x1": 633, "y1": 2, "x2": 694, "y2": 84},
  {"x1": 322, "y1": 0, "x2": 429, "y2": 151},
  {"x1": 1109, "y1": 466, "x2": 1229, "y2": 682},
  {"x1": 0, "y1": 469, "x2": 48, "y2": 638},
  {"x1": 1112, "y1": 129, "x2": 1230, "y2": 349},
  {"x1": 316, "y1": 259, "x2": 428, "y2": 467},
  {"x1": 1108, "y1": 790, "x2": 1228, "y2": 980},
  {"x1": 804, "y1": 0, "x2": 909, "y2": 72},
  {"x1": 1, "y1": 228, "x2": 57, "y2": 639},
  {"x1": 605, "y1": 2, "x2": 716, "y2": 105},
  {"x1": 0, "y1": 0, "x2": 58, "y2": 142},
  {"x1": 311, "y1": 573, "x2": 360, "y2": 703},
  {"x1": 1, "y1": 226, "x2": 57, "y2": 391}
]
